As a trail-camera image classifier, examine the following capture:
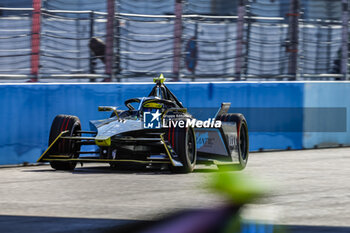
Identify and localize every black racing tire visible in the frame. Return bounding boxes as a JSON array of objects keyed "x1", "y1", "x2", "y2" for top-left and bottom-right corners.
[
  {"x1": 217, "y1": 113, "x2": 249, "y2": 171},
  {"x1": 48, "y1": 115, "x2": 81, "y2": 171},
  {"x1": 168, "y1": 126, "x2": 197, "y2": 173}
]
